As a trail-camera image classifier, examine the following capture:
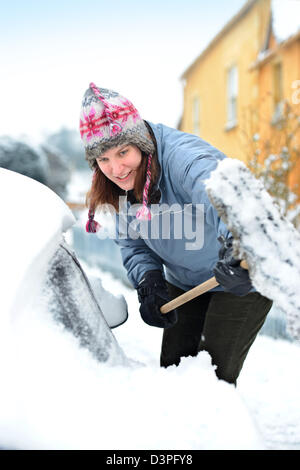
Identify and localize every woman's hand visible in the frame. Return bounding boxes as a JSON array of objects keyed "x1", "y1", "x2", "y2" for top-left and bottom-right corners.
[
  {"x1": 213, "y1": 236, "x2": 252, "y2": 296},
  {"x1": 137, "y1": 270, "x2": 178, "y2": 328}
]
